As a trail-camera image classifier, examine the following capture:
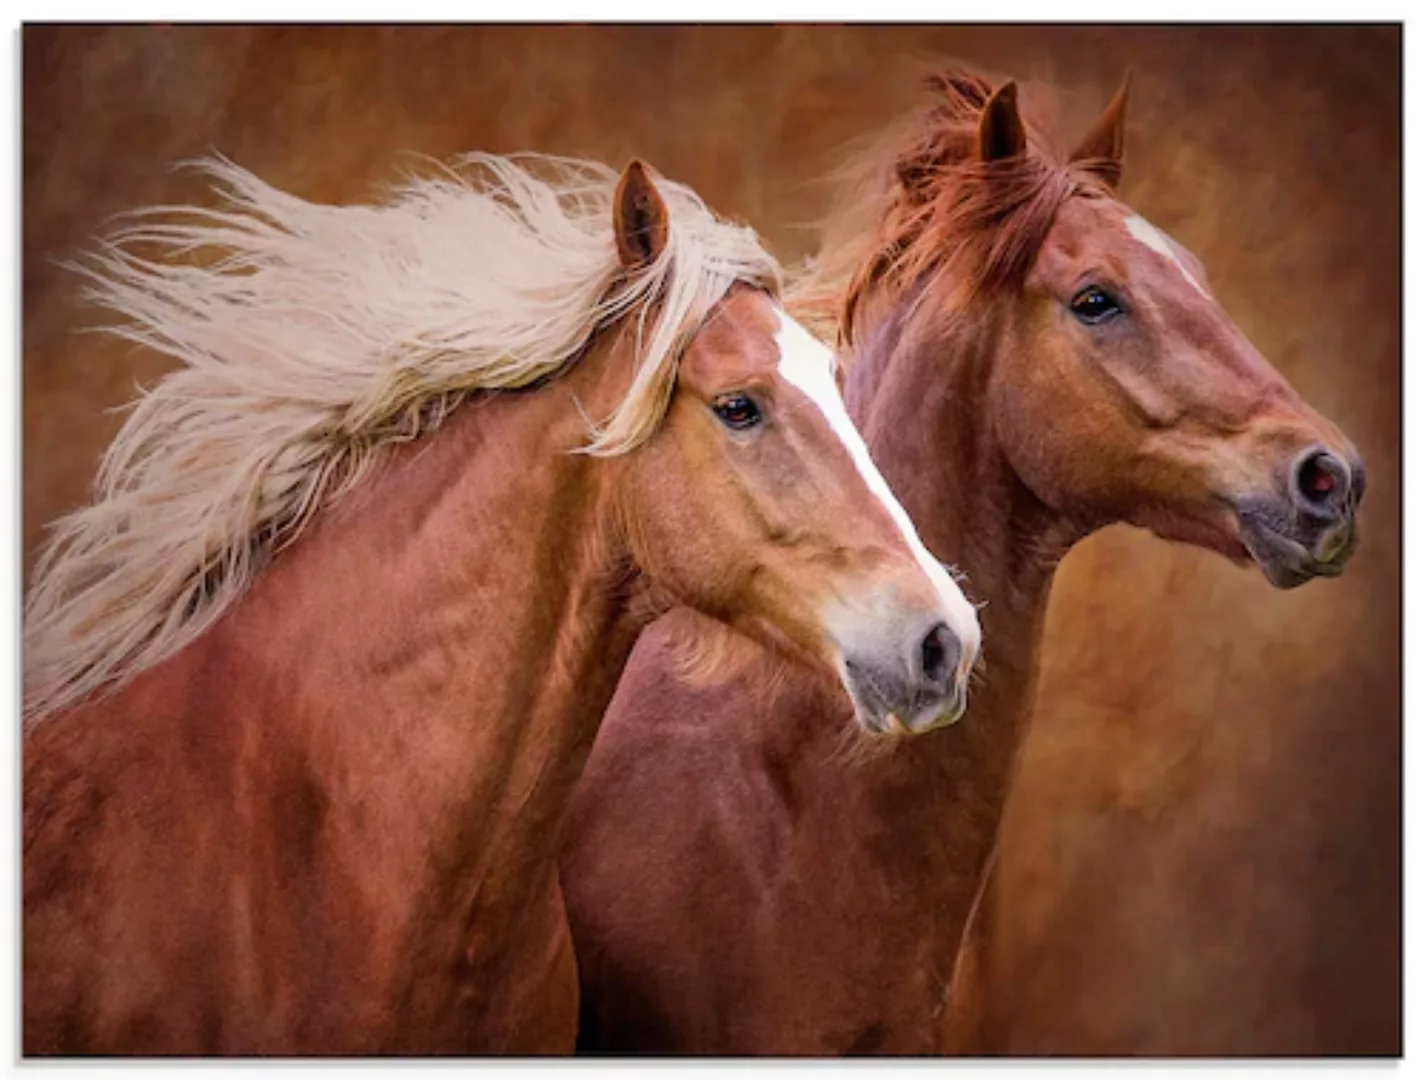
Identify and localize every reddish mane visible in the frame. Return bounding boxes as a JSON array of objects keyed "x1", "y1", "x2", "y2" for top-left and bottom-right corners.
[{"x1": 792, "y1": 65, "x2": 1116, "y2": 347}]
